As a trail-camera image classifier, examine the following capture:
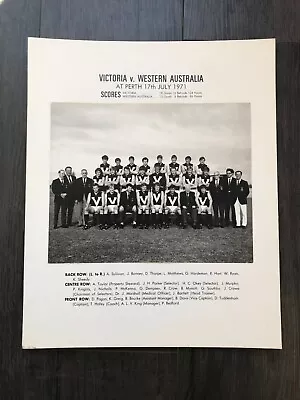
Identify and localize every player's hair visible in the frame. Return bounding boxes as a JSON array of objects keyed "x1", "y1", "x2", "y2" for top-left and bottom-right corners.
[
  {"x1": 171, "y1": 154, "x2": 177, "y2": 159},
  {"x1": 170, "y1": 167, "x2": 176, "y2": 172},
  {"x1": 115, "y1": 157, "x2": 121, "y2": 162},
  {"x1": 203, "y1": 167, "x2": 210, "y2": 172},
  {"x1": 109, "y1": 183, "x2": 115, "y2": 189},
  {"x1": 185, "y1": 156, "x2": 191, "y2": 161},
  {"x1": 93, "y1": 183, "x2": 99, "y2": 187},
  {"x1": 226, "y1": 168, "x2": 234, "y2": 174},
  {"x1": 154, "y1": 164, "x2": 161, "y2": 170},
  {"x1": 235, "y1": 170, "x2": 243, "y2": 175},
  {"x1": 58, "y1": 169, "x2": 64, "y2": 174},
  {"x1": 199, "y1": 157, "x2": 206, "y2": 161},
  {"x1": 126, "y1": 183, "x2": 133, "y2": 188},
  {"x1": 65, "y1": 166, "x2": 72, "y2": 170},
  {"x1": 199, "y1": 184, "x2": 207, "y2": 190},
  {"x1": 129, "y1": 156, "x2": 135, "y2": 161},
  {"x1": 95, "y1": 167, "x2": 101, "y2": 174},
  {"x1": 154, "y1": 183, "x2": 160, "y2": 188},
  {"x1": 157, "y1": 154, "x2": 163, "y2": 159},
  {"x1": 102, "y1": 155, "x2": 108, "y2": 160},
  {"x1": 142, "y1": 157, "x2": 148, "y2": 162},
  {"x1": 124, "y1": 166, "x2": 130, "y2": 172},
  {"x1": 141, "y1": 183, "x2": 147, "y2": 188},
  {"x1": 169, "y1": 184, "x2": 176, "y2": 189},
  {"x1": 111, "y1": 167, "x2": 117, "y2": 173},
  {"x1": 139, "y1": 166, "x2": 146, "y2": 173},
  {"x1": 81, "y1": 169, "x2": 87, "y2": 173}
]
